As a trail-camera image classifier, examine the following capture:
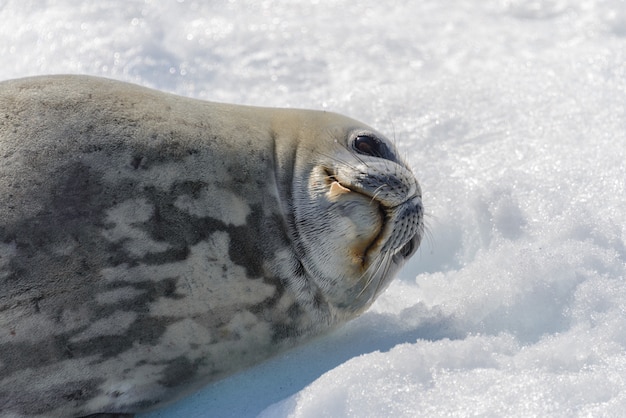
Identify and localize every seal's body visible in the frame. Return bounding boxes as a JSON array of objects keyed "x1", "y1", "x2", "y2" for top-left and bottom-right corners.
[{"x1": 0, "y1": 75, "x2": 423, "y2": 417}]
